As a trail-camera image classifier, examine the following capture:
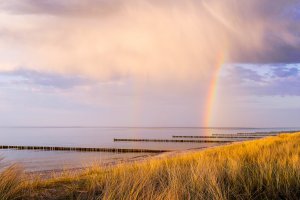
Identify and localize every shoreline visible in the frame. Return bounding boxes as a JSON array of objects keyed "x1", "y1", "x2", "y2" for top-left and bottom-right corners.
[
  {"x1": 26, "y1": 141, "x2": 242, "y2": 179},
  {"x1": 12, "y1": 133, "x2": 283, "y2": 179}
]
